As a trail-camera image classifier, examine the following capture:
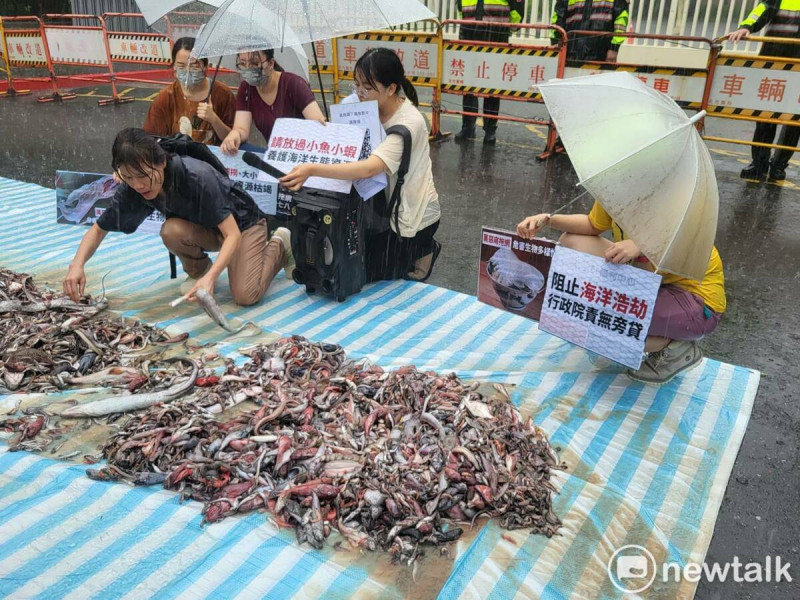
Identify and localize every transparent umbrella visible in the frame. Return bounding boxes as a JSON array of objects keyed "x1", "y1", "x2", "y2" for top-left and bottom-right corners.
[
  {"x1": 191, "y1": 0, "x2": 435, "y2": 116},
  {"x1": 132, "y1": 0, "x2": 309, "y2": 82},
  {"x1": 257, "y1": 0, "x2": 437, "y2": 45},
  {"x1": 538, "y1": 71, "x2": 718, "y2": 282}
]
